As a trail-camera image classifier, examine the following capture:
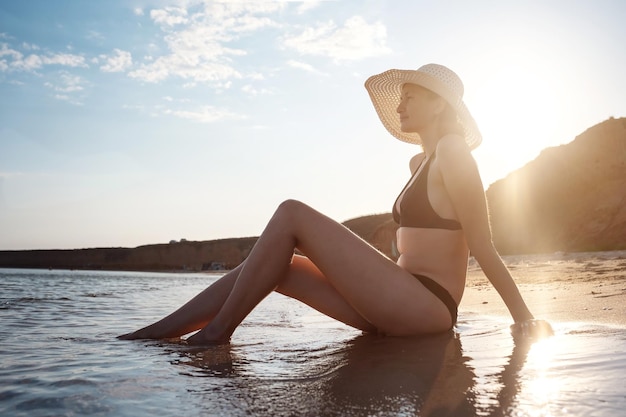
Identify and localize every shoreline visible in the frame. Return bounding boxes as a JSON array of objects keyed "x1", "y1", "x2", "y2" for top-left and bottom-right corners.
[
  {"x1": 462, "y1": 251, "x2": 626, "y2": 326},
  {"x1": 3, "y1": 250, "x2": 625, "y2": 326}
]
